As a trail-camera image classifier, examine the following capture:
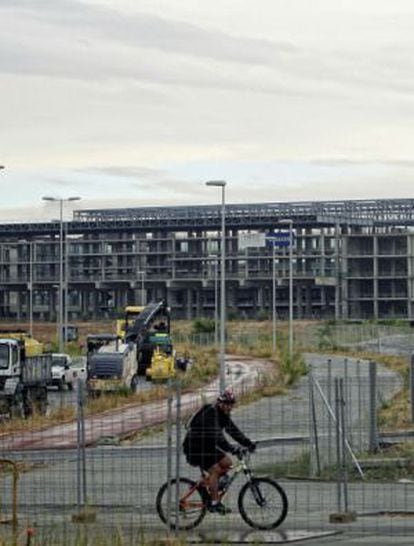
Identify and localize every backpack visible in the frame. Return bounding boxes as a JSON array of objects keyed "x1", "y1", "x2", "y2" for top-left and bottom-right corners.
[{"x1": 182, "y1": 404, "x2": 212, "y2": 456}]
